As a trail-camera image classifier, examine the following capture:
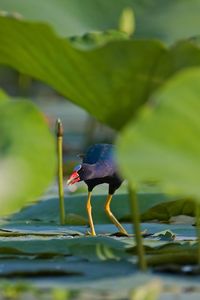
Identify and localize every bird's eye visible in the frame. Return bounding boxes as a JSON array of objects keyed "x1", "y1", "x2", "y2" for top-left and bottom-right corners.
[{"x1": 74, "y1": 164, "x2": 82, "y2": 172}]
